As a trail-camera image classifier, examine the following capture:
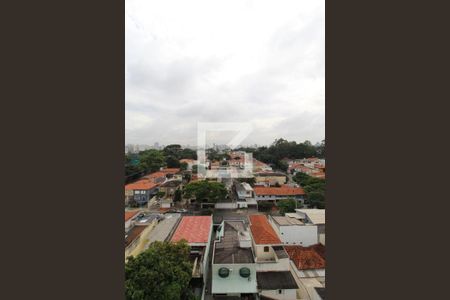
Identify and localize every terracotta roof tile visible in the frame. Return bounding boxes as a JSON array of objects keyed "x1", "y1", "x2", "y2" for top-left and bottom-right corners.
[
  {"x1": 253, "y1": 186, "x2": 305, "y2": 196},
  {"x1": 249, "y1": 215, "x2": 281, "y2": 244},
  {"x1": 124, "y1": 180, "x2": 158, "y2": 191},
  {"x1": 125, "y1": 210, "x2": 140, "y2": 222},
  {"x1": 285, "y1": 244, "x2": 325, "y2": 270},
  {"x1": 171, "y1": 216, "x2": 212, "y2": 244}
]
